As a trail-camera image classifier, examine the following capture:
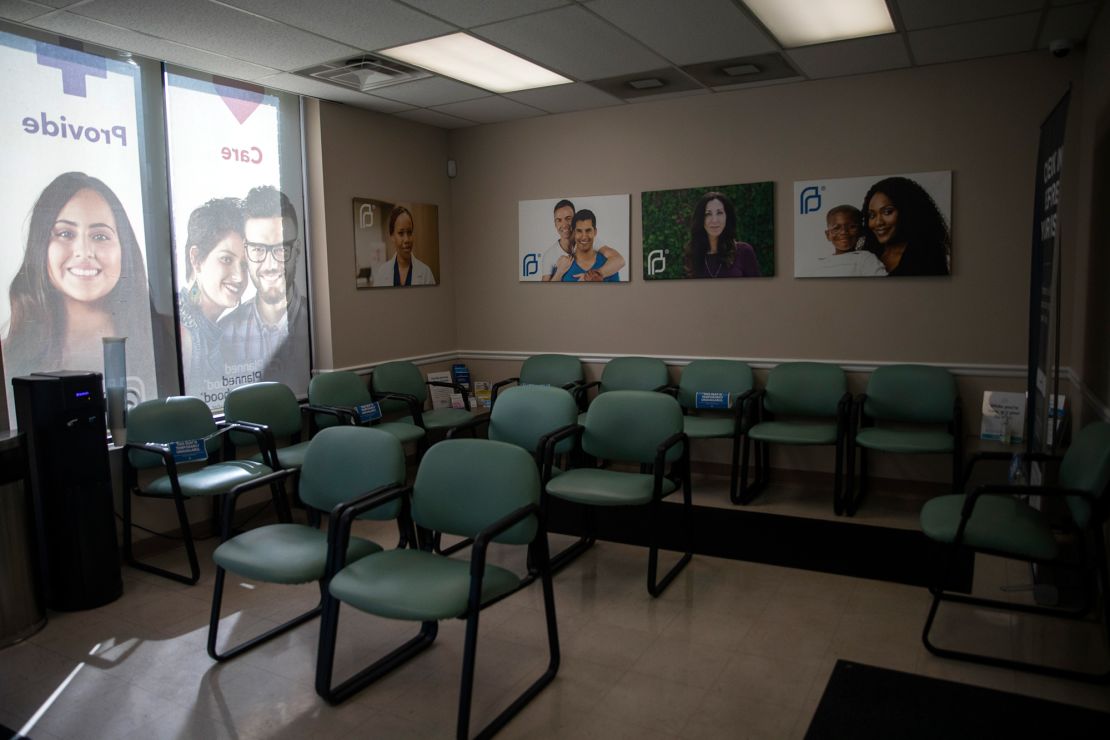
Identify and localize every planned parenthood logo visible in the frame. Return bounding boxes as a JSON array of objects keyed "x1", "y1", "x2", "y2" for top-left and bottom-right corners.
[
  {"x1": 522, "y1": 253, "x2": 539, "y2": 277},
  {"x1": 799, "y1": 185, "x2": 823, "y2": 215},
  {"x1": 646, "y1": 249, "x2": 666, "y2": 276}
]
